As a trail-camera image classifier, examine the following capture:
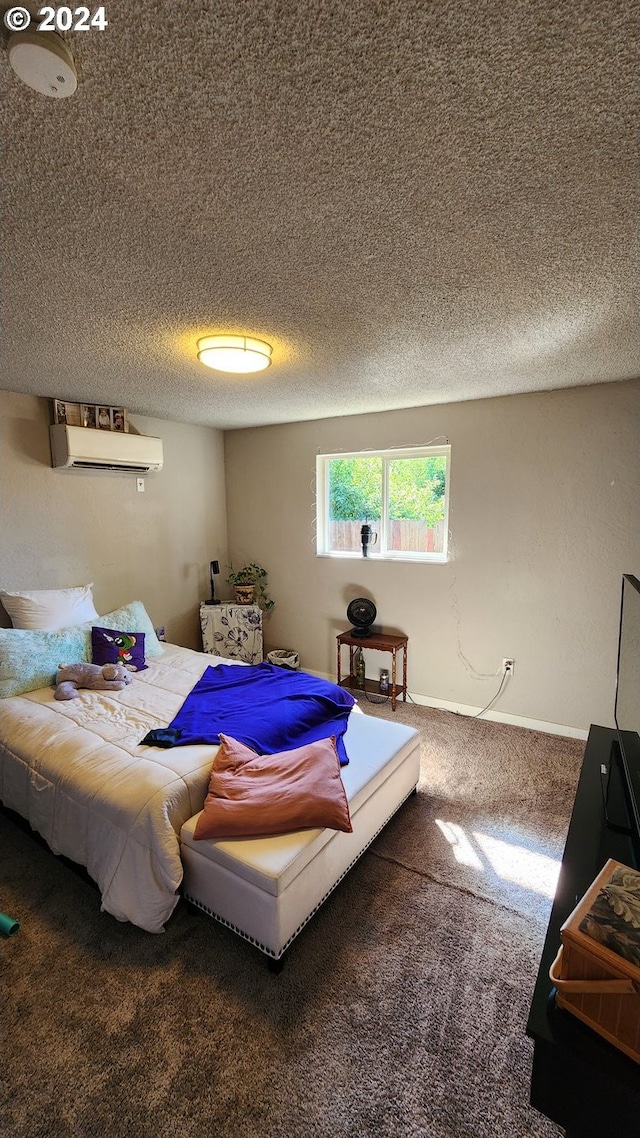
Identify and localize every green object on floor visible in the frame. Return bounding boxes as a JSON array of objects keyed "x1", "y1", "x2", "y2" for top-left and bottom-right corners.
[{"x1": 0, "y1": 911, "x2": 19, "y2": 937}]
